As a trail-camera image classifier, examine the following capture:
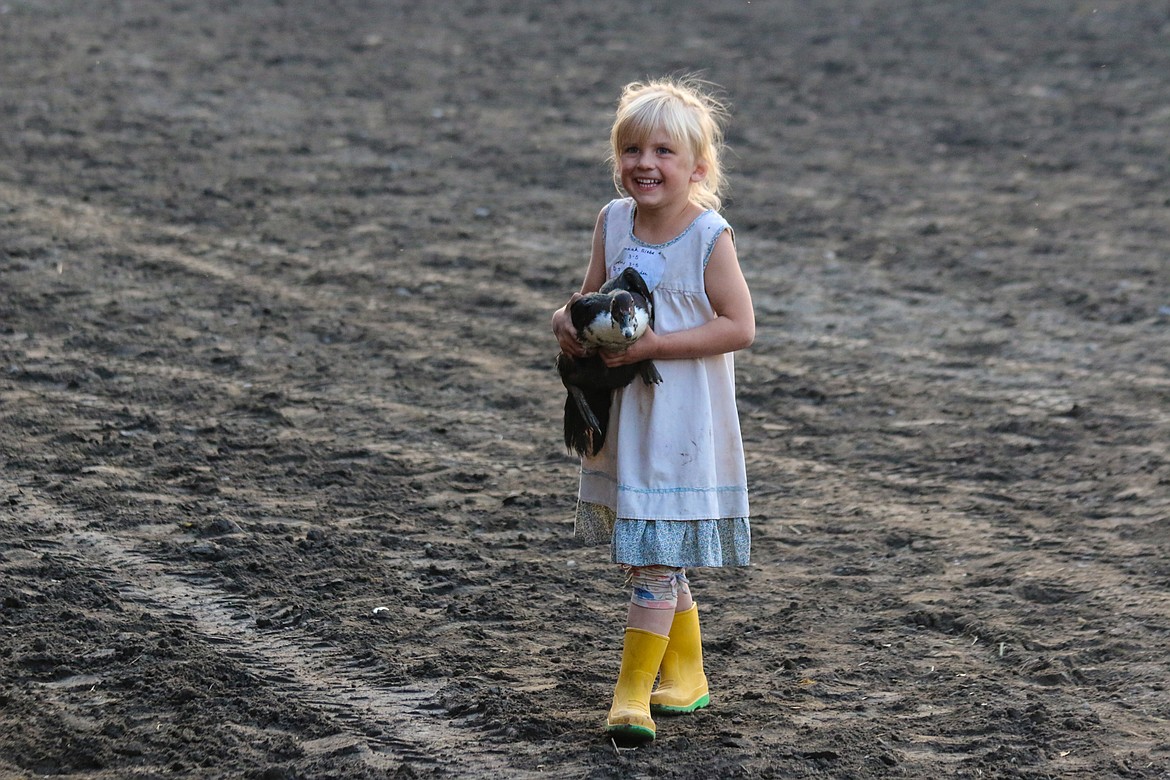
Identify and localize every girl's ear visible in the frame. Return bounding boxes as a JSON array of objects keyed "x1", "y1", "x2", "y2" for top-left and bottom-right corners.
[{"x1": 690, "y1": 158, "x2": 709, "y2": 183}]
